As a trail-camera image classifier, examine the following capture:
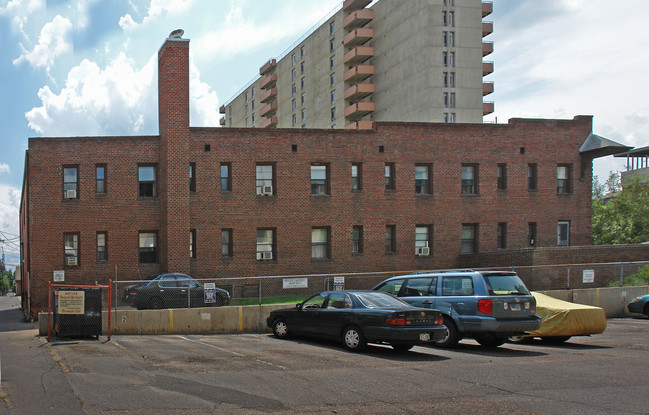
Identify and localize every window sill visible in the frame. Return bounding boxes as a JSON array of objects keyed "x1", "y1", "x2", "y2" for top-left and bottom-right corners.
[
  {"x1": 311, "y1": 258, "x2": 331, "y2": 263},
  {"x1": 461, "y1": 193, "x2": 479, "y2": 197}
]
